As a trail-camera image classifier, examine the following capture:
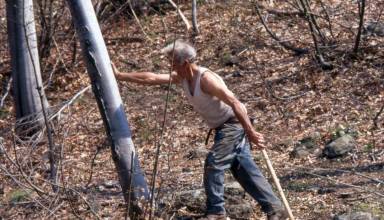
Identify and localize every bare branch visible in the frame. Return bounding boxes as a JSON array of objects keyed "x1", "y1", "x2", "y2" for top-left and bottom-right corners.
[
  {"x1": 297, "y1": 0, "x2": 333, "y2": 69},
  {"x1": 373, "y1": 103, "x2": 384, "y2": 129},
  {"x1": 0, "y1": 76, "x2": 12, "y2": 108},
  {"x1": 127, "y1": 0, "x2": 153, "y2": 42},
  {"x1": 167, "y1": 0, "x2": 191, "y2": 30},
  {"x1": 254, "y1": 3, "x2": 308, "y2": 55}
]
